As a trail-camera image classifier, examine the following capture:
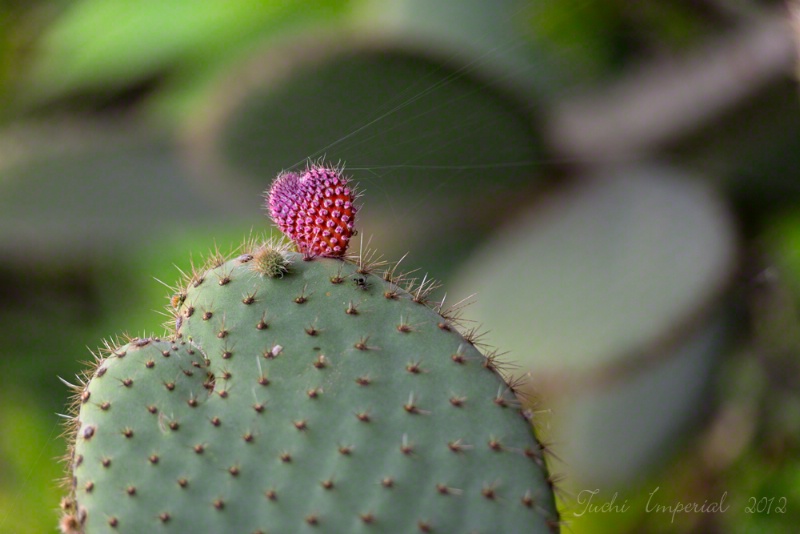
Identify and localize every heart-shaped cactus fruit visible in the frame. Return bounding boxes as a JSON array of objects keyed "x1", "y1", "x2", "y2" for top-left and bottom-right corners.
[
  {"x1": 59, "y1": 166, "x2": 560, "y2": 533},
  {"x1": 267, "y1": 165, "x2": 357, "y2": 258}
]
